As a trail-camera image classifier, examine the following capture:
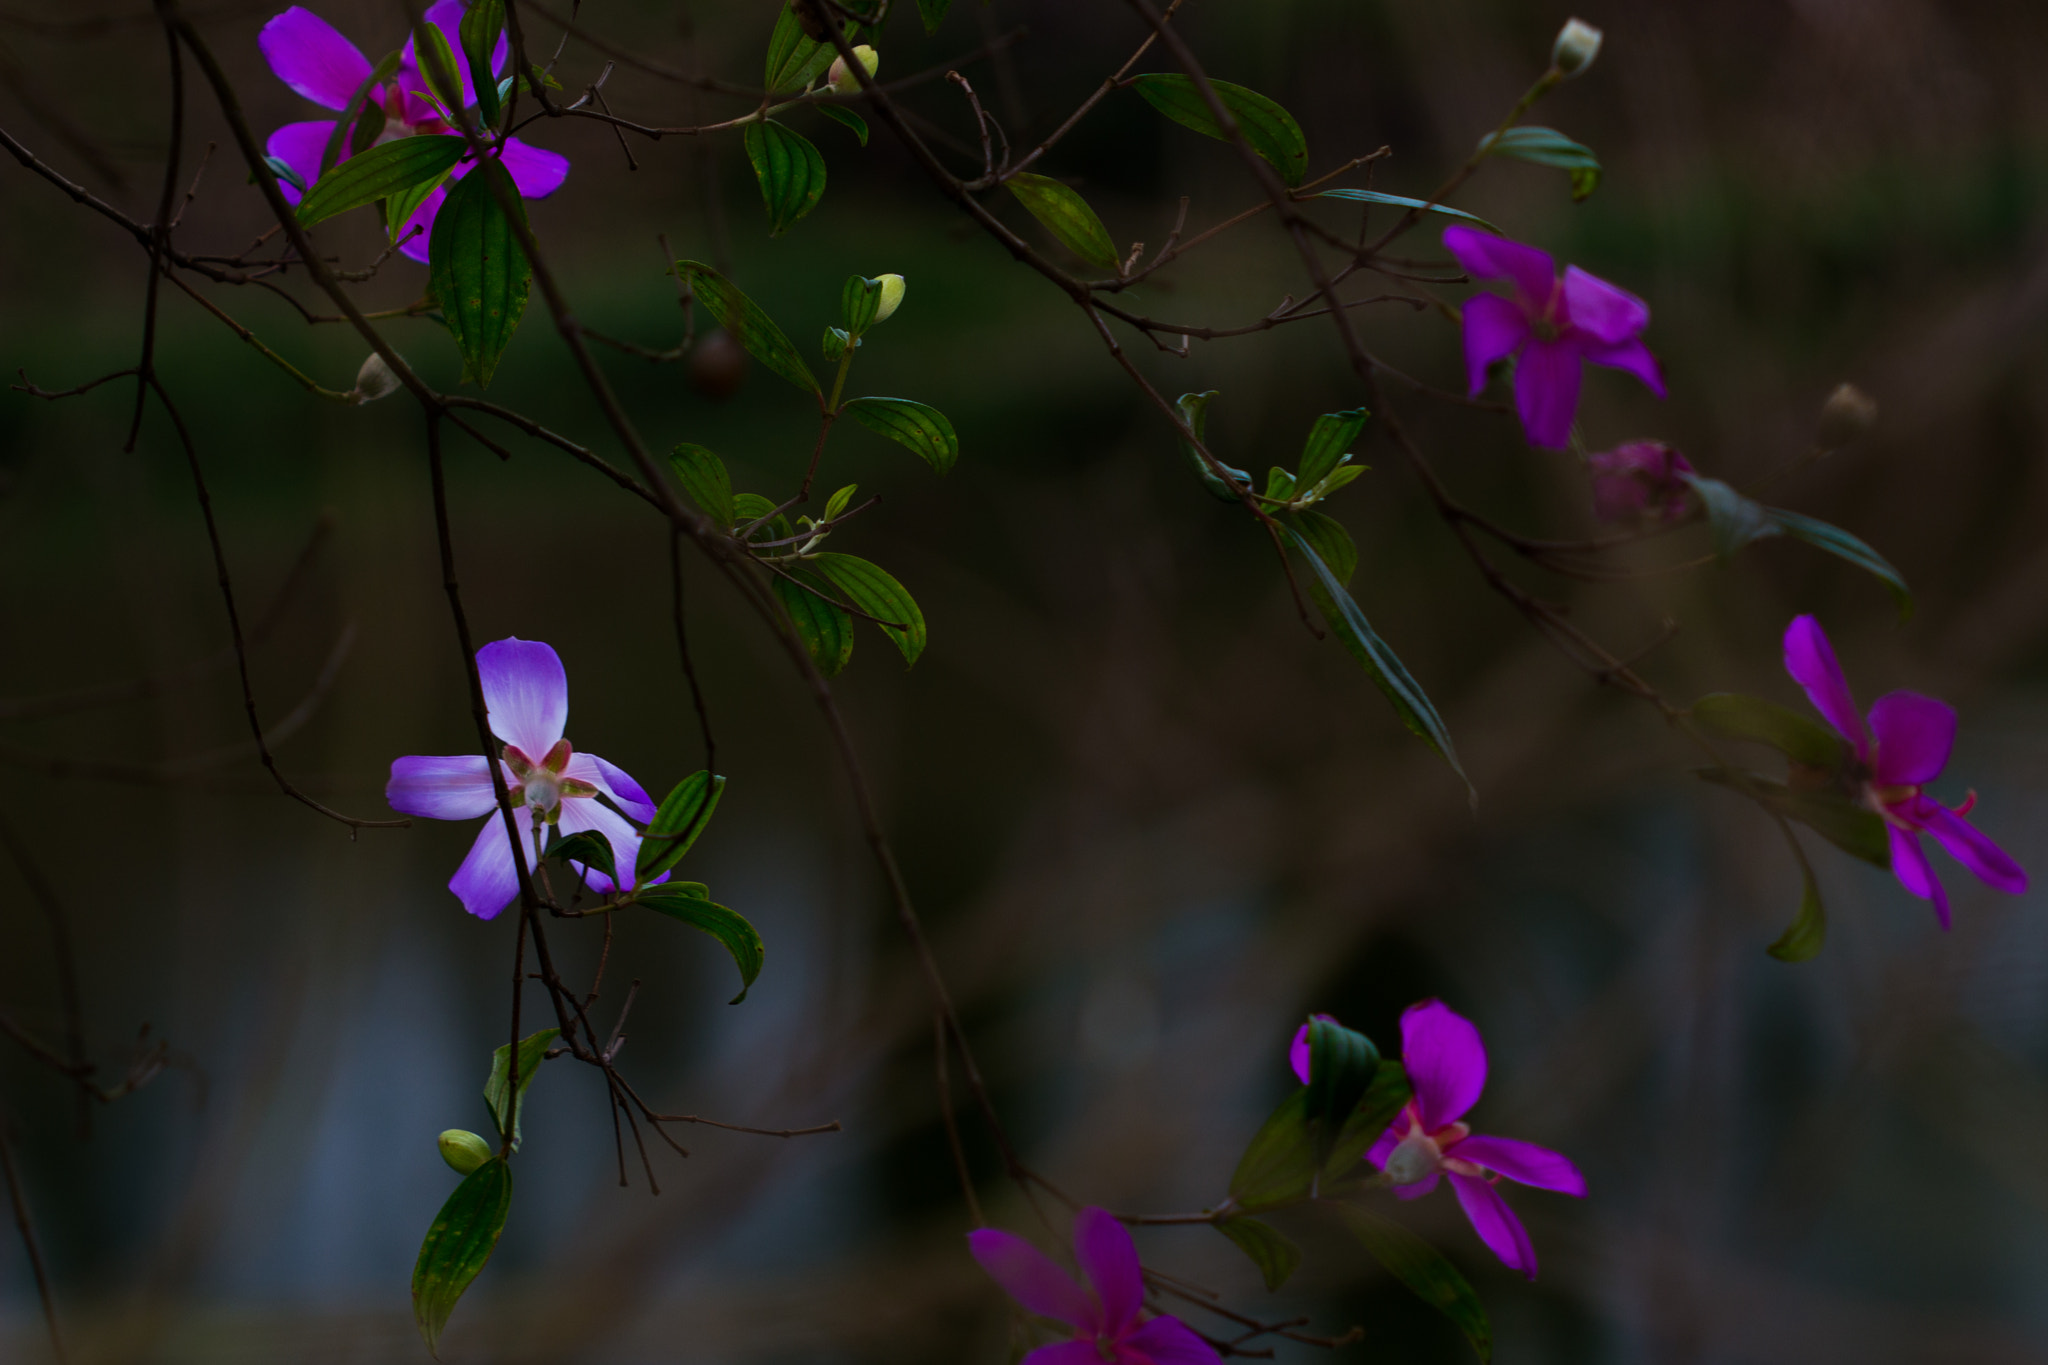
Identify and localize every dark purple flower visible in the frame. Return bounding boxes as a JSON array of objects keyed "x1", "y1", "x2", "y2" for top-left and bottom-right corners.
[
  {"x1": 1587, "y1": 440, "x2": 1694, "y2": 523},
  {"x1": 386, "y1": 638, "x2": 658, "y2": 919},
  {"x1": 1445, "y1": 224, "x2": 1665, "y2": 449},
  {"x1": 1293, "y1": 1002, "x2": 1584, "y2": 1280},
  {"x1": 258, "y1": 4, "x2": 567, "y2": 262},
  {"x1": 1782, "y1": 615, "x2": 2027, "y2": 925},
  {"x1": 969, "y1": 1207, "x2": 1220, "y2": 1365}
]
